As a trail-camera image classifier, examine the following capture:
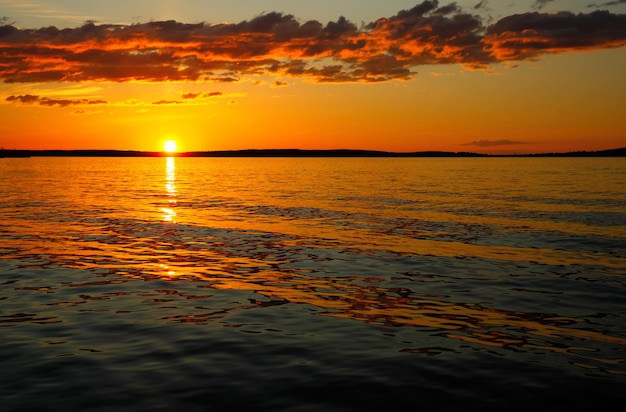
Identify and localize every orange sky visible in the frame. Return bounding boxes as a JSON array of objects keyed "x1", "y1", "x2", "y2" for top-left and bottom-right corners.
[{"x1": 1, "y1": 1, "x2": 625, "y2": 154}]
